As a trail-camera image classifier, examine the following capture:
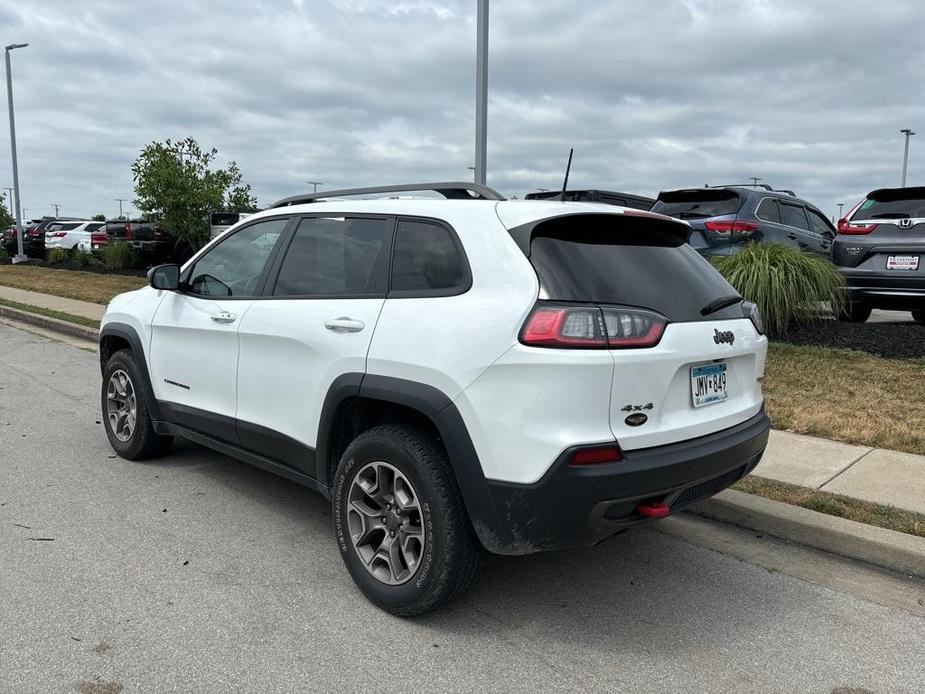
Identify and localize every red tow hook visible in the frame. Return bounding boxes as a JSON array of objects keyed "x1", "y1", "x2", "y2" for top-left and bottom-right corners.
[{"x1": 637, "y1": 501, "x2": 670, "y2": 518}]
